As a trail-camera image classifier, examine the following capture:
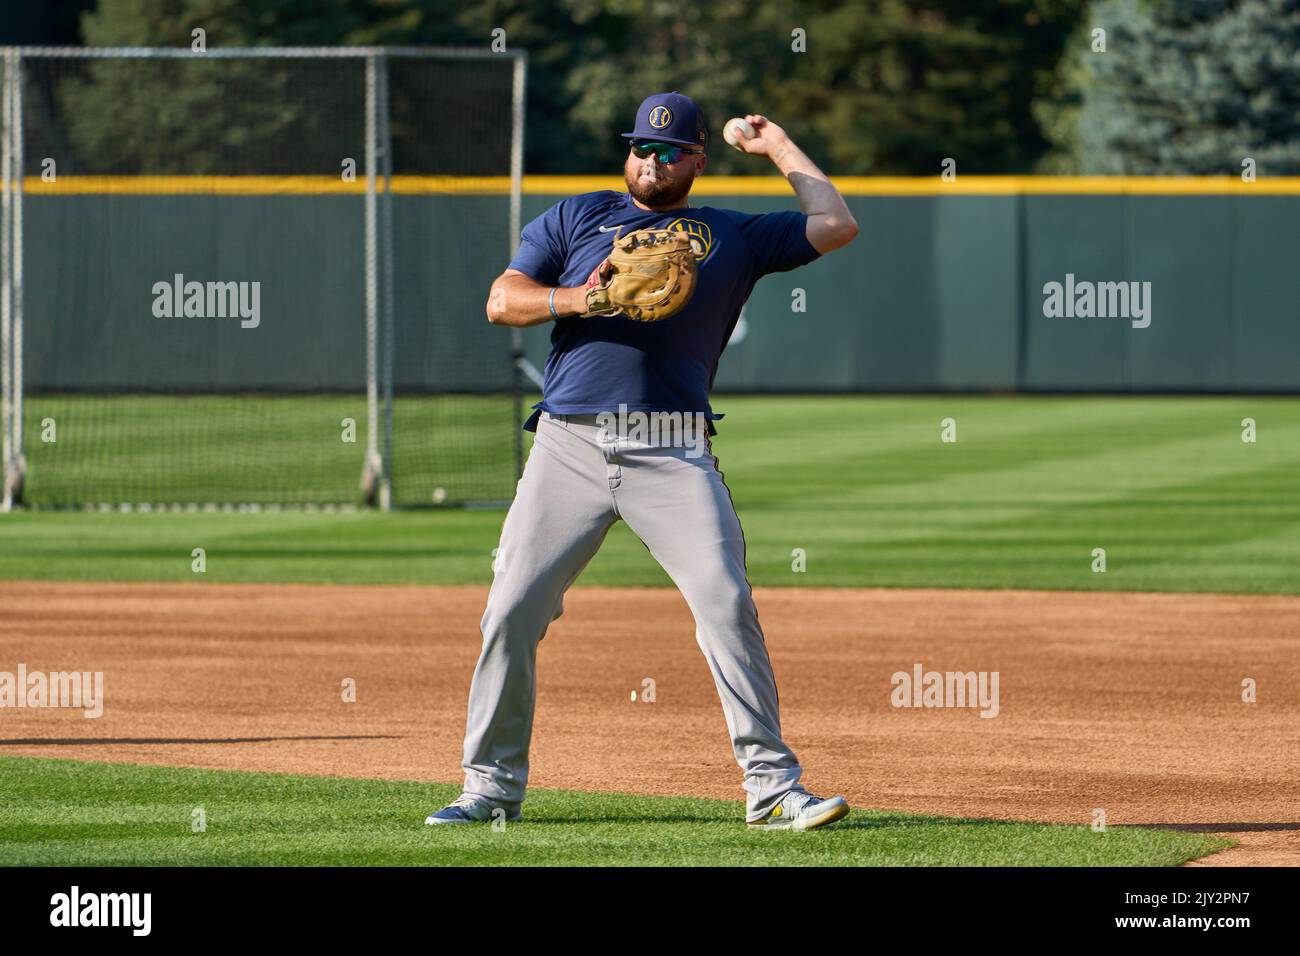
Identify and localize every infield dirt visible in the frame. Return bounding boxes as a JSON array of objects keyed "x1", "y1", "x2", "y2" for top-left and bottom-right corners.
[{"x1": 2, "y1": 582, "x2": 1296, "y2": 865}]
